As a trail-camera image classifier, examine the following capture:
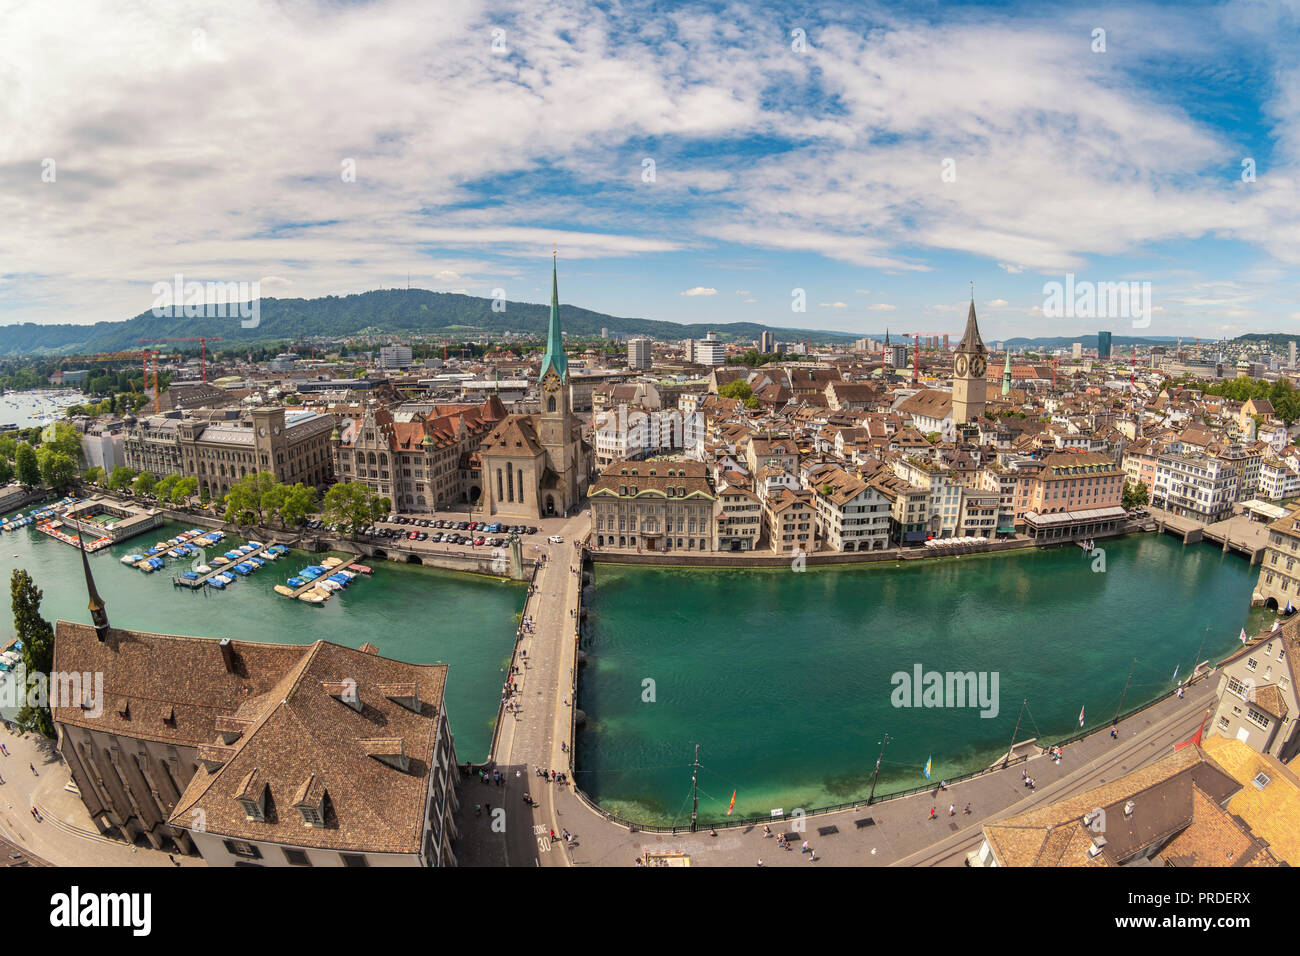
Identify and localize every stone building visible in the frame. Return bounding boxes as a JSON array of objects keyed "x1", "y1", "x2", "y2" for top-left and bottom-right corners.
[
  {"x1": 331, "y1": 397, "x2": 506, "y2": 511},
  {"x1": 52, "y1": 555, "x2": 460, "y2": 865},
  {"x1": 590, "y1": 458, "x2": 716, "y2": 551},
  {"x1": 479, "y1": 257, "x2": 591, "y2": 518}
]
